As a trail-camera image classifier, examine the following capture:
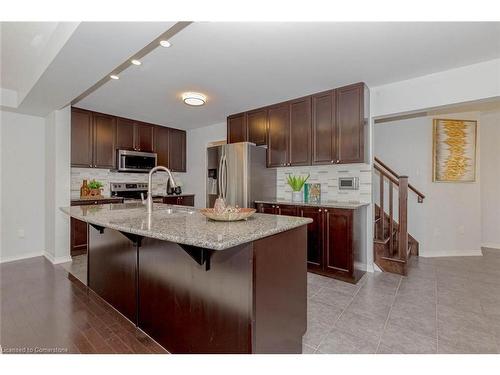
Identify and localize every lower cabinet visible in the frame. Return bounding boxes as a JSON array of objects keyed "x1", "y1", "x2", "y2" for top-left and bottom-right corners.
[
  {"x1": 70, "y1": 198, "x2": 124, "y2": 257},
  {"x1": 163, "y1": 195, "x2": 195, "y2": 206},
  {"x1": 256, "y1": 202, "x2": 362, "y2": 283}
]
